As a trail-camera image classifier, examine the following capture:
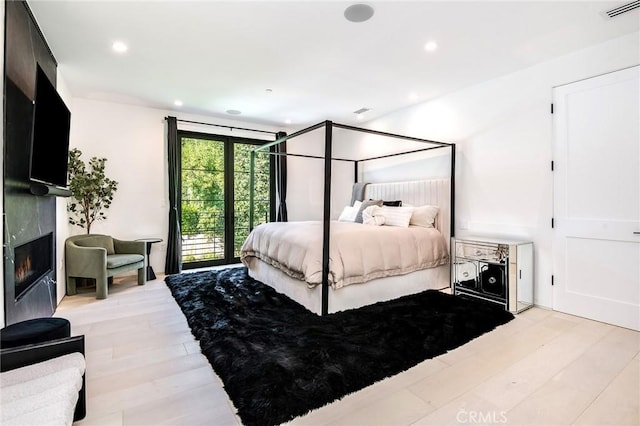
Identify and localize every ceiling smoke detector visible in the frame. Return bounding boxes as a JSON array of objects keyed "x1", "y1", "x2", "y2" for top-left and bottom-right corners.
[
  {"x1": 602, "y1": 0, "x2": 640, "y2": 18},
  {"x1": 344, "y1": 4, "x2": 374, "y2": 23}
]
